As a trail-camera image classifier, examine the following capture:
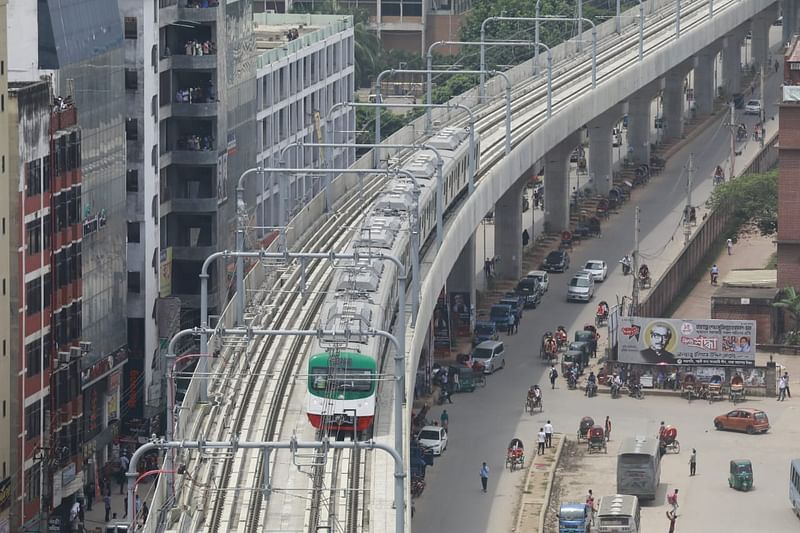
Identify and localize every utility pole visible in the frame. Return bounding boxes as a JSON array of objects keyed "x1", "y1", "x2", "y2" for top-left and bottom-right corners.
[
  {"x1": 631, "y1": 206, "x2": 641, "y2": 314},
  {"x1": 760, "y1": 65, "x2": 766, "y2": 148},
  {"x1": 684, "y1": 153, "x2": 694, "y2": 245},
  {"x1": 726, "y1": 101, "x2": 736, "y2": 179}
]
